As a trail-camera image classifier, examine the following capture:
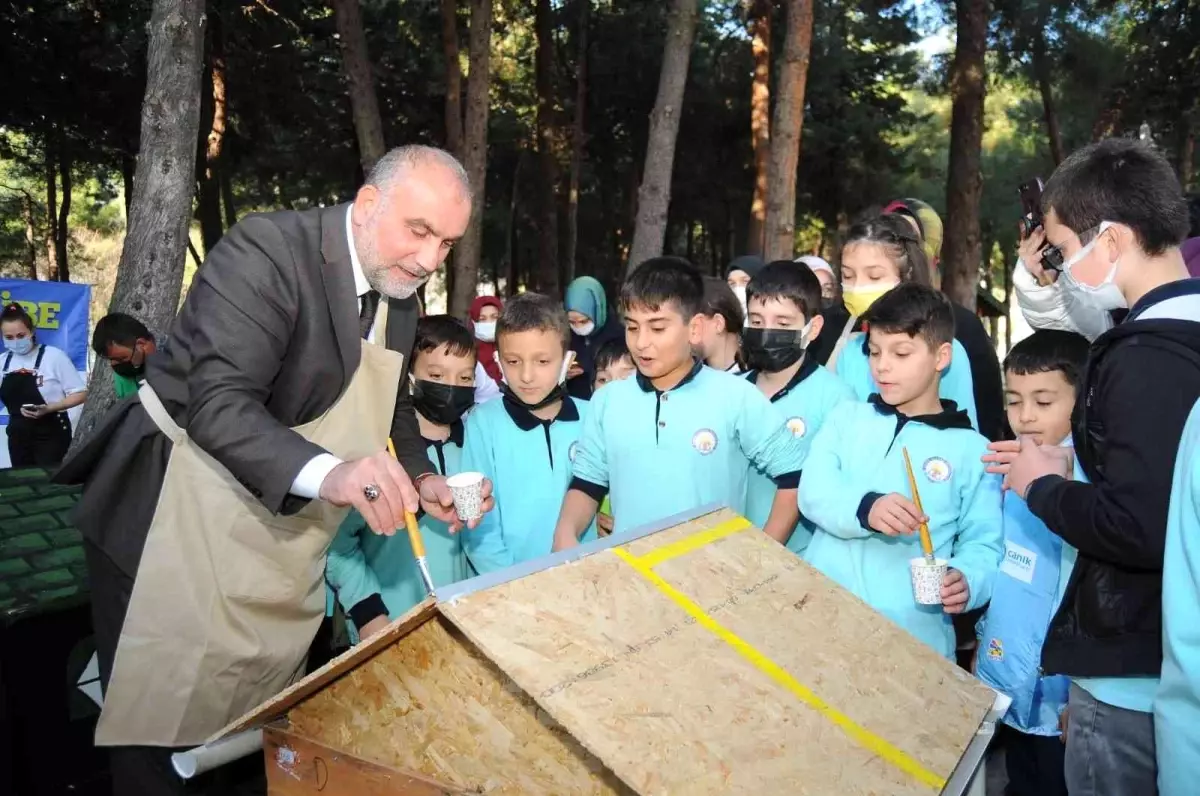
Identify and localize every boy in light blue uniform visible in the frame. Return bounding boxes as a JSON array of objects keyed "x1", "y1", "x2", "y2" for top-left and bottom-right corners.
[
  {"x1": 326, "y1": 316, "x2": 479, "y2": 641},
  {"x1": 975, "y1": 331, "x2": 1089, "y2": 796},
  {"x1": 742, "y1": 260, "x2": 853, "y2": 552},
  {"x1": 462, "y1": 293, "x2": 594, "y2": 573},
  {"x1": 800, "y1": 283, "x2": 1003, "y2": 659},
  {"x1": 1156, "y1": 397, "x2": 1200, "y2": 795},
  {"x1": 553, "y1": 257, "x2": 808, "y2": 550}
]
